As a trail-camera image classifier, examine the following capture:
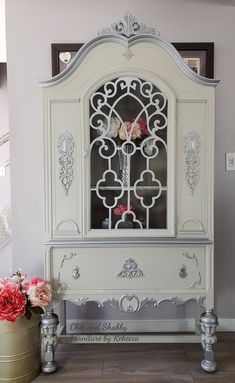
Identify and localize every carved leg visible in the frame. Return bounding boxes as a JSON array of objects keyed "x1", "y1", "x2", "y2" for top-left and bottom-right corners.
[
  {"x1": 41, "y1": 310, "x2": 59, "y2": 373},
  {"x1": 200, "y1": 309, "x2": 218, "y2": 372}
]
